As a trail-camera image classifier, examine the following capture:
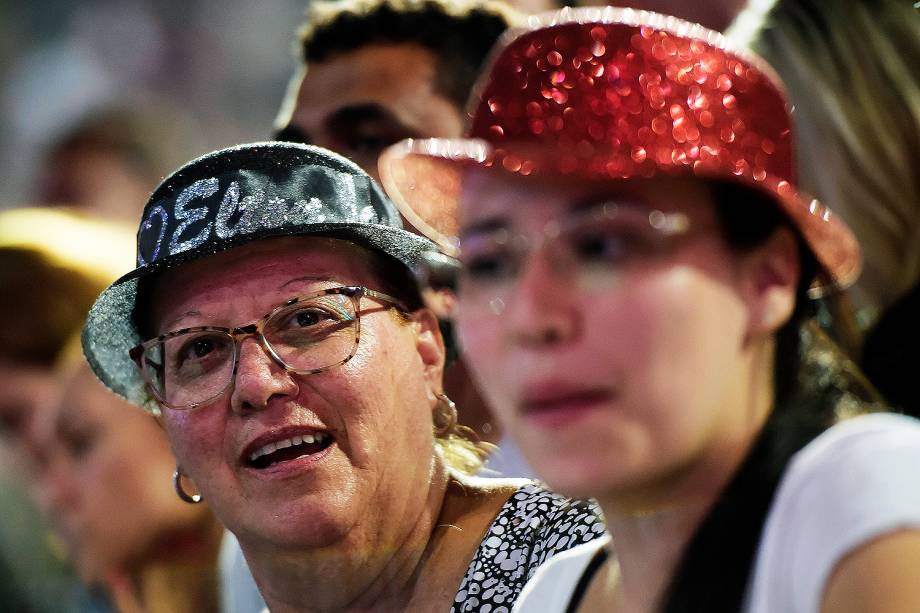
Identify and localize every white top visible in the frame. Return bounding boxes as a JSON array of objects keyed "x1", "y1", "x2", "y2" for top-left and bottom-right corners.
[
  {"x1": 514, "y1": 413, "x2": 920, "y2": 612},
  {"x1": 219, "y1": 530, "x2": 265, "y2": 613}
]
